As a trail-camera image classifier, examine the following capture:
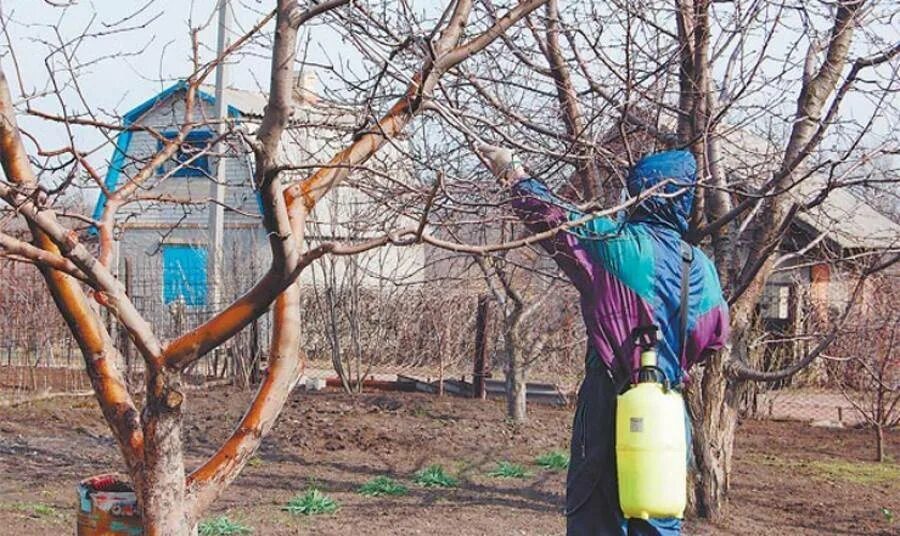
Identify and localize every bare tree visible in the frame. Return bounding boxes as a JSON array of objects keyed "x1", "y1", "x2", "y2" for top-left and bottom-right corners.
[
  {"x1": 0, "y1": 1, "x2": 550, "y2": 532},
  {"x1": 832, "y1": 275, "x2": 900, "y2": 462},
  {"x1": 4, "y1": 0, "x2": 898, "y2": 528},
  {"x1": 390, "y1": 0, "x2": 900, "y2": 520}
]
